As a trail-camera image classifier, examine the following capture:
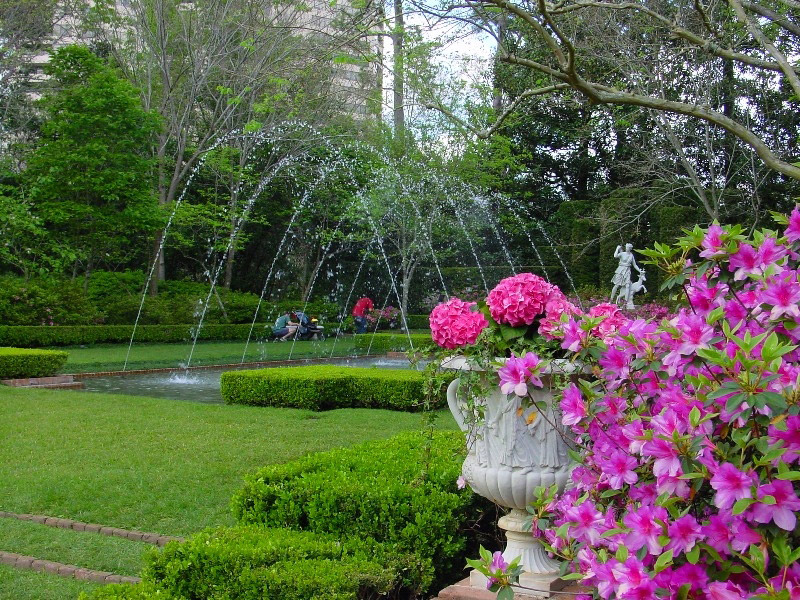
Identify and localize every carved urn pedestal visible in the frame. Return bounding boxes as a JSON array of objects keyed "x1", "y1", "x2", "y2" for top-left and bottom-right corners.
[{"x1": 443, "y1": 357, "x2": 576, "y2": 597}]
